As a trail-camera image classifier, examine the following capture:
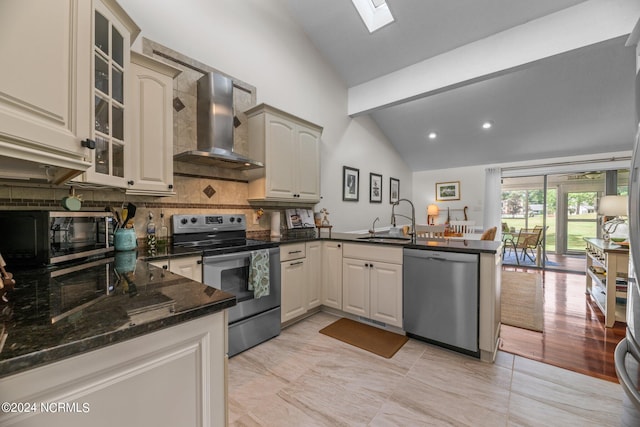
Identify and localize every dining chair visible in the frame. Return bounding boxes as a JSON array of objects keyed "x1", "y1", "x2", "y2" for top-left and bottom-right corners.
[
  {"x1": 480, "y1": 226, "x2": 497, "y2": 241},
  {"x1": 415, "y1": 224, "x2": 446, "y2": 238},
  {"x1": 449, "y1": 220, "x2": 475, "y2": 234},
  {"x1": 503, "y1": 227, "x2": 543, "y2": 264}
]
